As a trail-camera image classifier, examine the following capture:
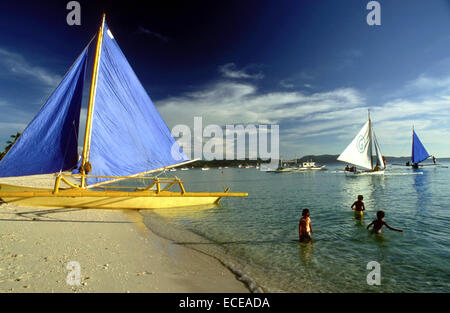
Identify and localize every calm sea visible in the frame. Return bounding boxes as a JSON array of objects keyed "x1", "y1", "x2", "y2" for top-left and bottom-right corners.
[{"x1": 136, "y1": 162, "x2": 450, "y2": 292}]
